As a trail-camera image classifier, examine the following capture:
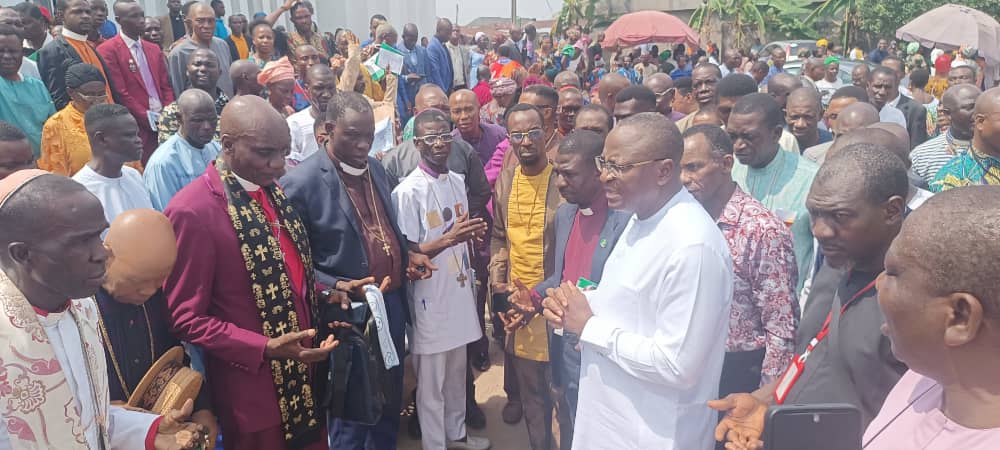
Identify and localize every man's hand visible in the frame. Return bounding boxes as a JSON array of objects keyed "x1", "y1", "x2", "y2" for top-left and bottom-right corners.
[
  {"x1": 444, "y1": 213, "x2": 488, "y2": 247},
  {"x1": 343, "y1": 30, "x2": 360, "y2": 47},
  {"x1": 707, "y1": 393, "x2": 768, "y2": 450},
  {"x1": 498, "y1": 308, "x2": 531, "y2": 333},
  {"x1": 280, "y1": 0, "x2": 298, "y2": 12},
  {"x1": 407, "y1": 252, "x2": 438, "y2": 280},
  {"x1": 190, "y1": 409, "x2": 218, "y2": 450},
  {"x1": 508, "y1": 278, "x2": 536, "y2": 314},
  {"x1": 155, "y1": 399, "x2": 206, "y2": 450},
  {"x1": 545, "y1": 282, "x2": 592, "y2": 335},
  {"x1": 264, "y1": 329, "x2": 338, "y2": 363},
  {"x1": 492, "y1": 282, "x2": 508, "y2": 295},
  {"x1": 335, "y1": 277, "x2": 377, "y2": 298}
]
